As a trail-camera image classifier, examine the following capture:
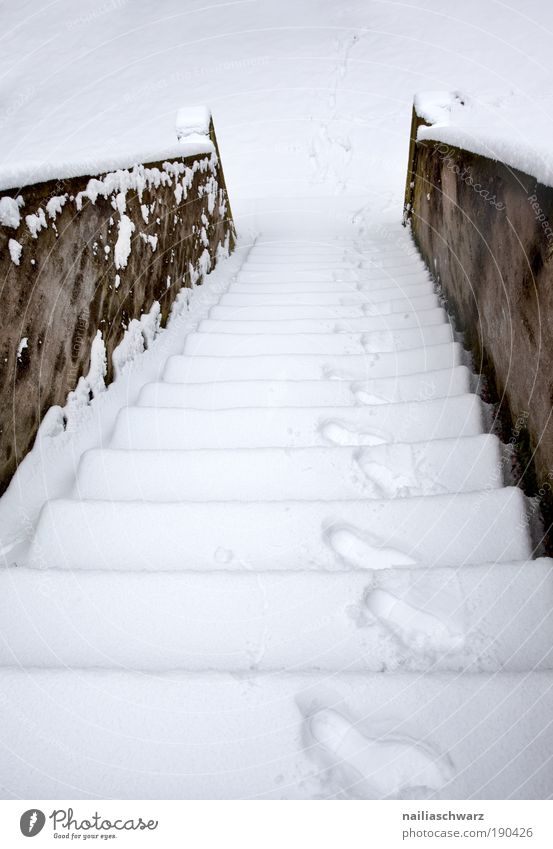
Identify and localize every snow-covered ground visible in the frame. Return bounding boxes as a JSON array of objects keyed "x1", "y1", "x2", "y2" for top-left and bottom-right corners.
[
  {"x1": 2, "y1": 0, "x2": 553, "y2": 801},
  {"x1": 2, "y1": 1, "x2": 553, "y2": 203}
]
